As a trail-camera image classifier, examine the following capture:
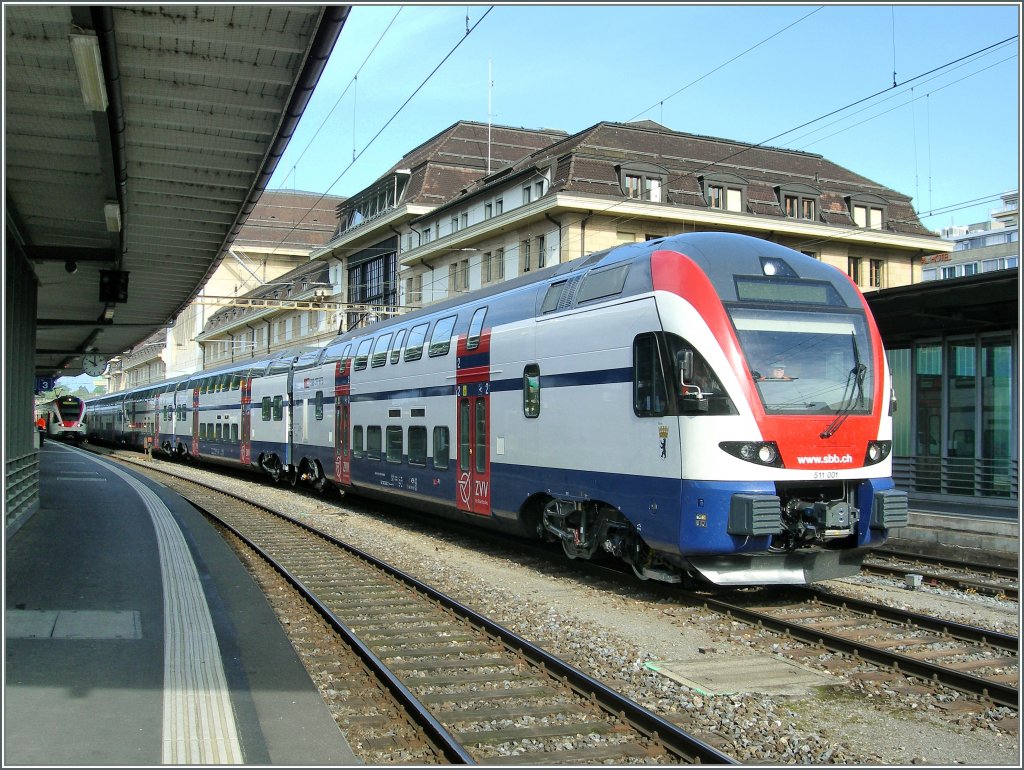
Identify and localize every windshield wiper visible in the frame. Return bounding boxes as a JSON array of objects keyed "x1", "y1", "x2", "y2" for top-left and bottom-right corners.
[{"x1": 820, "y1": 333, "x2": 866, "y2": 439}]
